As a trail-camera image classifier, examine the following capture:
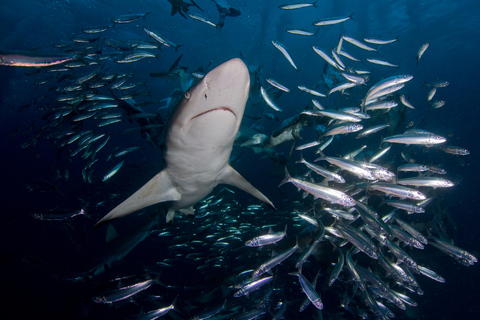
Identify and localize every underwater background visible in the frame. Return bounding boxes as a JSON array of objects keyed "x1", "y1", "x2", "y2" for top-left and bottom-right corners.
[{"x1": 1, "y1": 1, "x2": 479, "y2": 319}]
